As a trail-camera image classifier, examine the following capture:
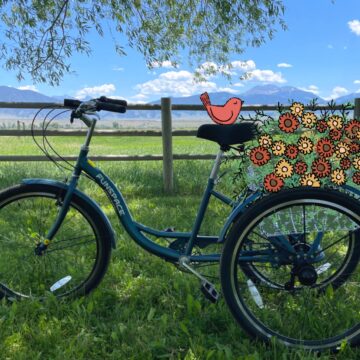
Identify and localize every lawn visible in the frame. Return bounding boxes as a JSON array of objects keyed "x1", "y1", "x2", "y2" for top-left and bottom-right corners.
[{"x1": 0, "y1": 133, "x2": 358, "y2": 359}]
